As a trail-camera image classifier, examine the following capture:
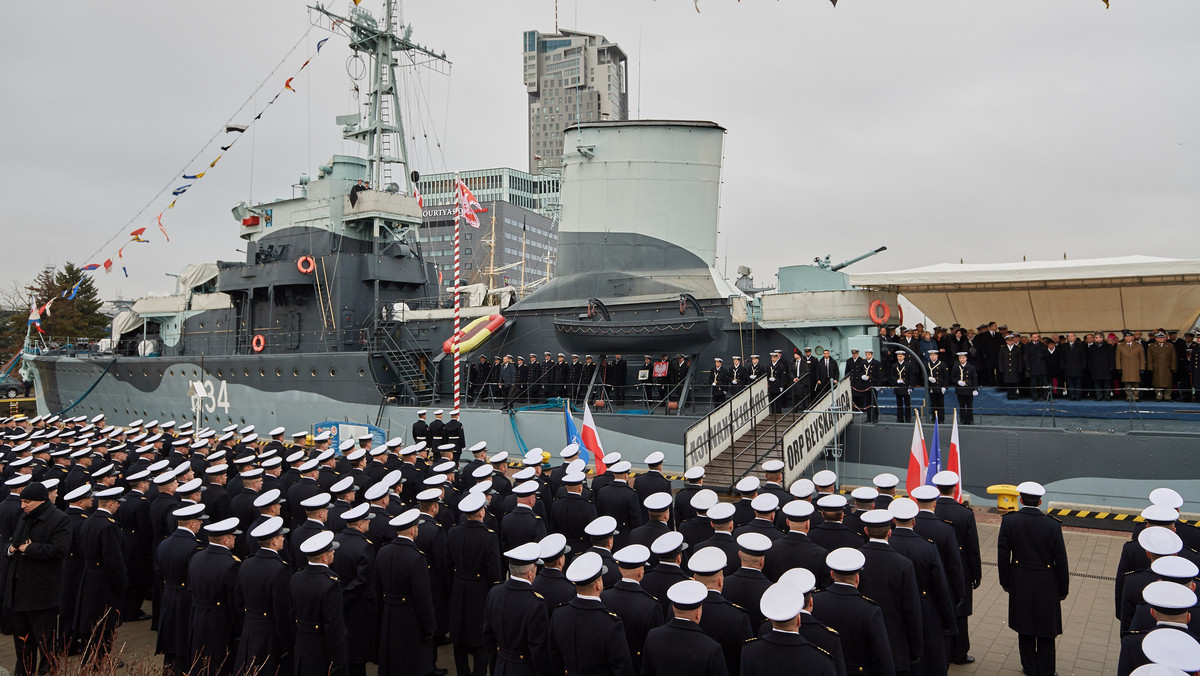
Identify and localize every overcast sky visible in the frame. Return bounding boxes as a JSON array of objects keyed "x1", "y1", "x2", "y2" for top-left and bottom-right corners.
[{"x1": 2, "y1": 0, "x2": 1196, "y2": 305}]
